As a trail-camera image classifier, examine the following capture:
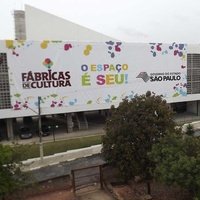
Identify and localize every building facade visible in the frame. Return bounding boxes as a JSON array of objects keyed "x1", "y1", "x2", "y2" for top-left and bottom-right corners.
[
  {"x1": 1, "y1": 41, "x2": 200, "y2": 140},
  {"x1": 1, "y1": 5, "x2": 200, "y2": 140}
]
